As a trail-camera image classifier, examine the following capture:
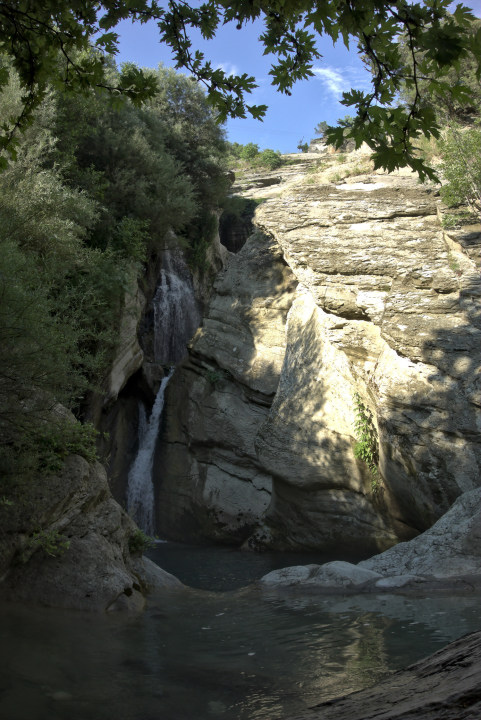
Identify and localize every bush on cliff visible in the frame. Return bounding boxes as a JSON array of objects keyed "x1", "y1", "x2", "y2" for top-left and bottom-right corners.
[{"x1": 439, "y1": 123, "x2": 481, "y2": 219}]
